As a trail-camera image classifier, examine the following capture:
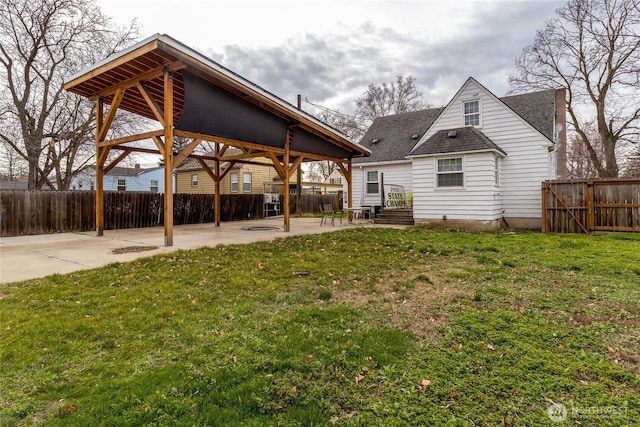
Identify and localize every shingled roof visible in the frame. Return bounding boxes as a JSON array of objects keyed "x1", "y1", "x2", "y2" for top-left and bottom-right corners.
[
  {"x1": 356, "y1": 87, "x2": 557, "y2": 163},
  {"x1": 353, "y1": 108, "x2": 442, "y2": 163},
  {"x1": 500, "y1": 89, "x2": 556, "y2": 141},
  {"x1": 409, "y1": 127, "x2": 507, "y2": 157}
]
